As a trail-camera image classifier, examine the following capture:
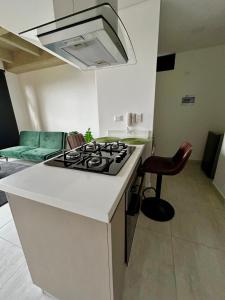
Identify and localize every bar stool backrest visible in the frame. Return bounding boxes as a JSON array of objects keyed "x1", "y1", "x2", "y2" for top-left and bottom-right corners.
[
  {"x1": 171, "y1": 142, "x2": 192, "y2": 175},
  {"x1": 67, "y1": 133, "x2": 85, "y2": 149}
]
